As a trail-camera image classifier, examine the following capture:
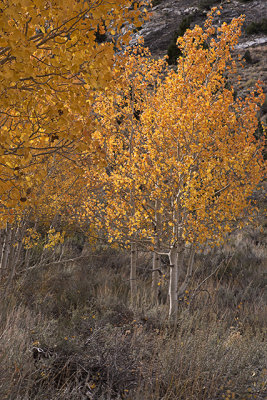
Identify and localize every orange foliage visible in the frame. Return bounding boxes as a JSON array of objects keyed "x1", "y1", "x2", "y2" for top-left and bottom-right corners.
[
  {"x1": 84, "y1": 11, "x2": 266, "y2": 251},
  {"x1": 0, "y1": 0, "x2": 145, "y2": 221}
]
